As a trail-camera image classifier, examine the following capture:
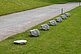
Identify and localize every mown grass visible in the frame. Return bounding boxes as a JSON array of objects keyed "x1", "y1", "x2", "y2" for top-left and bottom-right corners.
[
  {"x1": 0, "y1": 6, "x2": 81, "y2": 54},
  {"x1": 0, "y1": 0, "x2": 77, "y2": 16}
]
